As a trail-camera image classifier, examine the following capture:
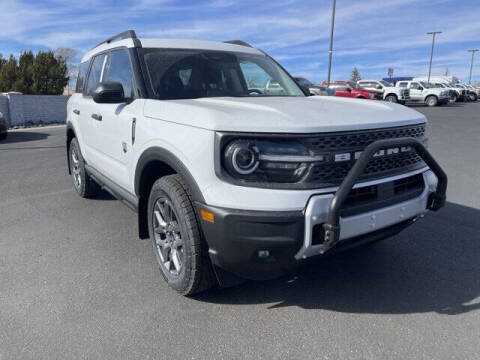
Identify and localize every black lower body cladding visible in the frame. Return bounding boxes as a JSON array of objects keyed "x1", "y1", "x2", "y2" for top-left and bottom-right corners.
[
  {"x1": 196, "y1": 202, "x2": 414, "y2": 282},
  {"x1": 197, "y1": 204, "x2": 304, "y2": 280}
]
